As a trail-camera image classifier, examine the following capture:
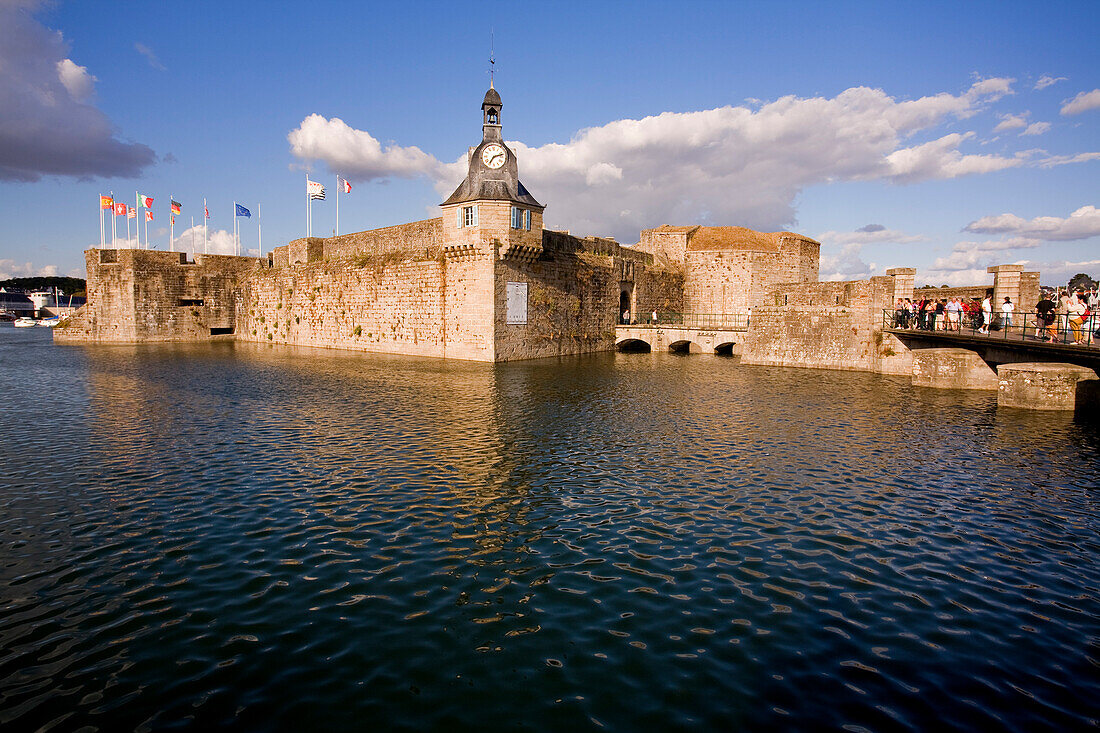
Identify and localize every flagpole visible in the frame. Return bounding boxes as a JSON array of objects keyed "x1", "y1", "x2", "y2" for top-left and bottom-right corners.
[
  {"x1": 99, "y1": 195, "x2": 104, "y2": 249},
  {"x1": 144, "y1": 212, "x2": 149, "y2": 249},
  {"x1": 126, "y1": 200, "x2": 132, "y2": 248},
  {"x1": 135, "y1": 192, "x2": 140, "y2": 248},
  {"x1": 203, "y1": 198, "x2": 208, "y2": 254},
  {"x1": 110, "y1": 191, "x2": 116, "y2": 246},
  {"x1": 306, "y1": 173, "x2": 310, "y2": 238},
  {"x1": 191, "y1": 216, "x2": 195, "y2": 255},
  {"x1": 258, "y1": 204, "x2": 262, "y2": 257},
  {"x1": 336, "y1": 173, "x2": 339, "y2": 237},
  {"x1": 169, "y1": 195, "x2": 174, "y2": 251},
  {"x1": 233, "y1": 200, "x2": 236, "y2": 255}
]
